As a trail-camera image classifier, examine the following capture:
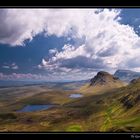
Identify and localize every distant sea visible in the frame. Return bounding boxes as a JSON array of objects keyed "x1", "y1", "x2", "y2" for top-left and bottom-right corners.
[
  {"x1": 0, "y1": 80, "x2": 44, "y2": 87},
  {"x1": 0, "y1": 79, "x2": 90, "y2": 88}
]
